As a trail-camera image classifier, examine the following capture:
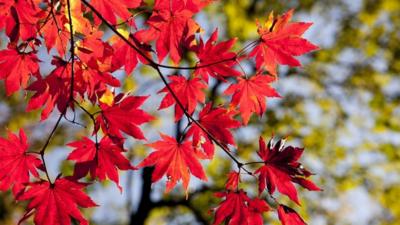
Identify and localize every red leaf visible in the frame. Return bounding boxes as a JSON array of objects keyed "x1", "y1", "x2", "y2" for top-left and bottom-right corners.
[
  {"x1": 91, "y1": 0, "x2": 142, "y2": 25},
  {"x1": 0, "y1": 129, "x2": 42, "y2": 196},
  {"x1": 225, "y1": 171, "x2": 240, "y2": 191},
  {"x1": 0, "y1": 47, "x2": 40, "y2": 95},
  {"x1": 18, "y1": 178, "x2": 97, "y2": 225},
  {"x1": 248, "y1": 198, "x2": 271, "y2": 225},
  {"x1": 96, "y1": 95, "x2": 154, "y2": 140},
  {"x1": 224, "y1": 74, "x2": 280, "y2": 125},
  {"x1": 195, "y1": 29, "x2": 240, "y2": 82},
  {"x1": 249, "y1": 9, "x2": 319, "y2": 75},
  {"x1": 277, "y1": 204, "x2": 306, "y2": 225},
  {"x1": 158, "y1": 75, "x2": 207, "y2": 121},
  {"x1": 1, "y1": 1, "x2": 40, "y2": 42},
  {"x1": 212, "y1": 191, "x2": 269, "y2": 225},
  {"x1": 111, "y1": 34, "x2": 152, "y2": 75},
  {"x1": 255, "y1": 137, "x2": 320, "y2": 205},
  {"x1": 67, "y1": 136, "x2": 135, "y2": 189},
  {"x1": 135, "y1": 0, "x2": 209, "y2": 64},
  {"x1": 40, "y1": 11, "x2": 70, "y2": 57},
  {"x1": 26, "y1": 58, "x2": 72, "y2": 120},
  {"x1": 138, "y1": 133, "x2": 207, "y2": 193},
  {"x1": 212, "y1": 191, "x2": 249, "y2": 225},
  {"x1": 186, "y1": 103, "x2": 240, "y2": 158}
]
